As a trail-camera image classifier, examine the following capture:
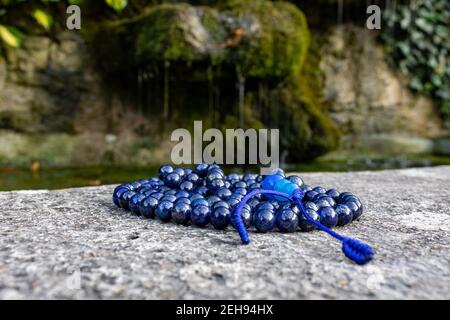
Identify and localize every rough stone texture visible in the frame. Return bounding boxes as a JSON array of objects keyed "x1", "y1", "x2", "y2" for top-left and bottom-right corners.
[
  {"x1": 0, "y1": 166, "x2": 449, "y2": 300},
  {"x1": 321, "y1": 25, "x2": 449, "y2": 153}
]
